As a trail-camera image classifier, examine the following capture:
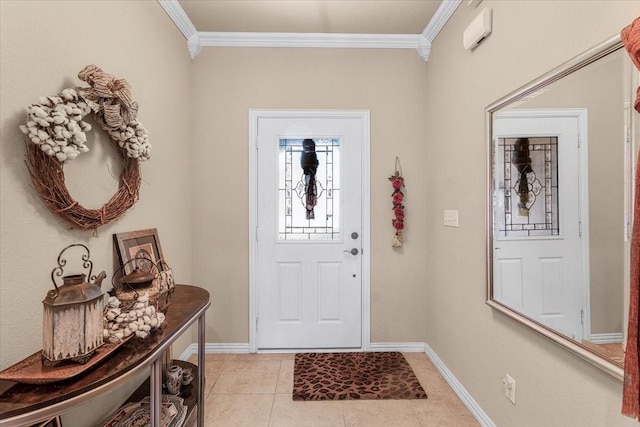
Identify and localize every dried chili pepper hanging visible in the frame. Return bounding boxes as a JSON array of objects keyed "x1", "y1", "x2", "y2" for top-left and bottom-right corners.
[{"x1": 389, "y1": 157, "x2": 405, "y2": 248}]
